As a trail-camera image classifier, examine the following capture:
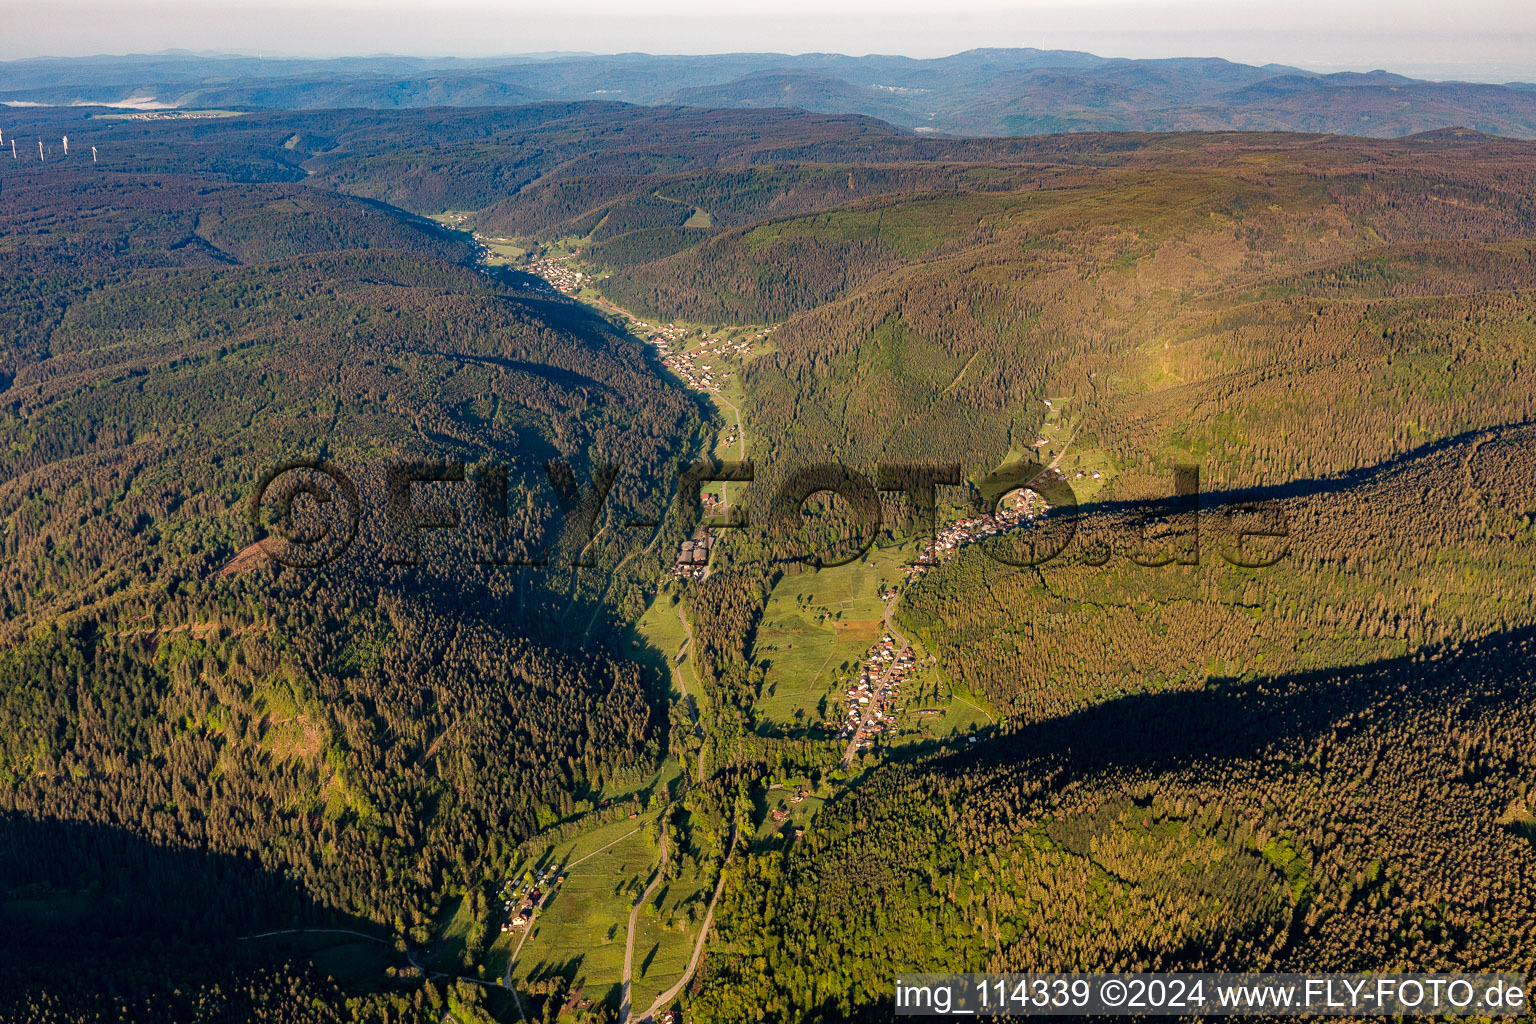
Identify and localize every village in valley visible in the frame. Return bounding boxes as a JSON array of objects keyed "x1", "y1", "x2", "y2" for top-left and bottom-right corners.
[
  {"x1": 837, "y1": 628, "x2": 917, "y2": 753},
  {"x1": 464, "y1": 230, "x2": 775, "y2": 399},
  {"x1": 474, "y1": 240, "x2": 776, "y2": 585},
  {"x1": 434, "y1": 227, "x2": 1100, "y2": 1019},
  {"x1": 903, "y1": 466, "x2": 1066, "y2": 581},
  {"x1": 522, "y1": 252, "x2": 587, "y2": 293},
  {"x1": 646, "y1": 330, "x2": 759, "y2": 394}
]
